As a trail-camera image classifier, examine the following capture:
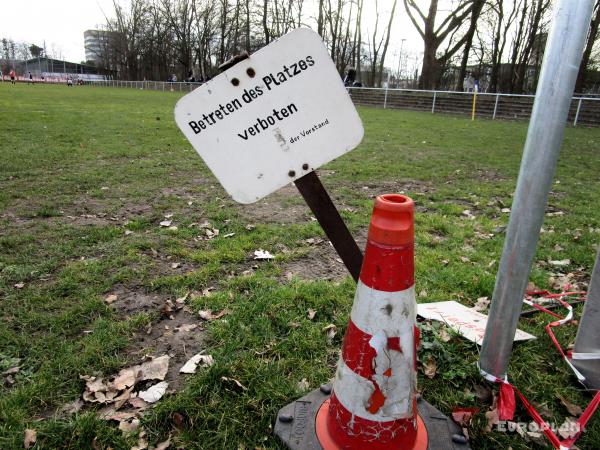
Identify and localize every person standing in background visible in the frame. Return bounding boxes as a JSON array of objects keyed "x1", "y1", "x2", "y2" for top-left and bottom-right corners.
[{"x1": 9, "y1": 69, "x2": 16, "y2": 84}]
